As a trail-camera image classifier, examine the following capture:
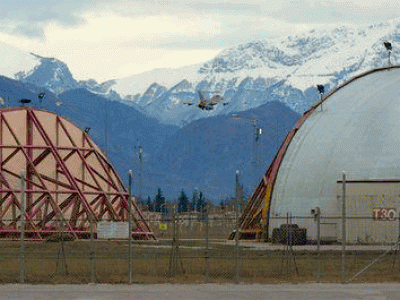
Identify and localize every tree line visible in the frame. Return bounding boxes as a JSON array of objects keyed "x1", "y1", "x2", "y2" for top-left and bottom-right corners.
[{"x1": 143, "y1": 188, "x2": 209, "y2": 214}]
